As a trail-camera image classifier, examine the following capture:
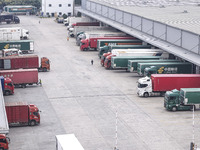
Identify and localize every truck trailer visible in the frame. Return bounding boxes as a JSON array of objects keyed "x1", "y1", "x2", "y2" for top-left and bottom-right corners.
[
  {"x1": 5, "y1": 101, "x2": 40, "y2": 126},
  {"x1": 98, "y1": 44, "x2": 152, "y2": 58},
  {"x1": 3, "y1": 5, "x2": 37, "y2": 15},
  {"x1": 0, "y1": 40, "x2": 33, "y2": 53},
  {"x1": 103, "y1": 49, "x2": 165, "y2": 68},
  {"x1": 137, "y1": 62, "x2": 193, "y2": 76},
  {"x1": 127, "y1": 59, "x2": 180, "y2": 72},
  {"x1": 81, "y1": 38, "x2": 140, "y2": 51},
  {"x1": 56, "y1": 134, "x2": 84, "y2": 150},
  {"x1": 76, "y1": 30, "x2": 128, "y2": 46},
  {"x1": 137, "y1": 74, "x2": 200, "y2": 97},
  {"x1": 164, "y1": 88, "x2": 200, "y2": 111},
  {"x1": 0, "y1": 14, "x2": 20, "y2": 24},
  {"x1": 0, "y1": 55, "x2": 50, "y2": 72},
  {"x1": 0, "y1": 27, "x2": 29, "y2": 41},
  {"x1": 64, "y1": 16, "x2": 92, "y2": 26},
  {"x1": 0, "y1": 69, "x2": 39, "y2": 88},
  {"x1": 110, "y1": 51, "x2": 169, "y2": 70},
  {"x1": 0, "y1": 76, "x2": 14, "y2": 95}
]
